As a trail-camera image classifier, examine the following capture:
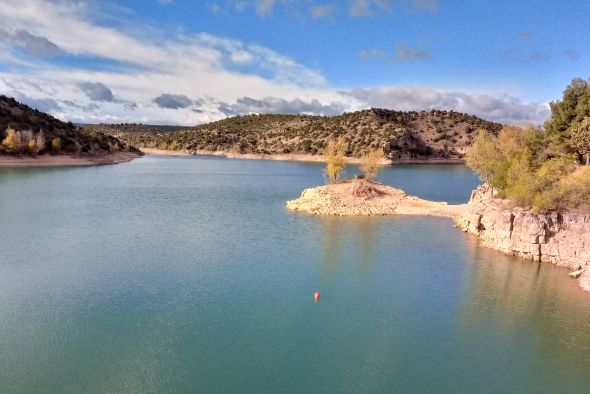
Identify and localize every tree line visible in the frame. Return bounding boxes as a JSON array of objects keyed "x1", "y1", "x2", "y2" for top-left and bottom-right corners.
[{"x1": 466, "y1": 77, "x2": 590, "y2": 212}]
